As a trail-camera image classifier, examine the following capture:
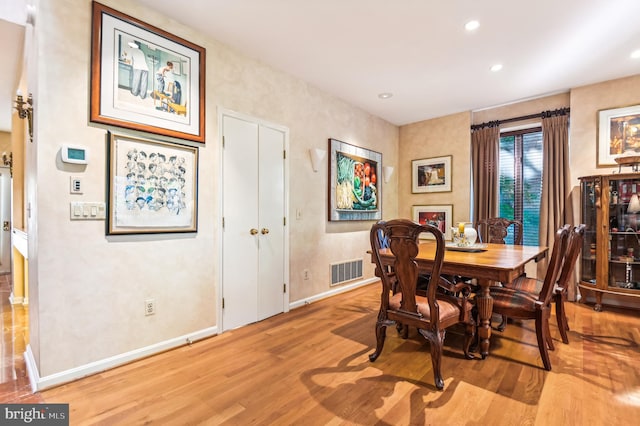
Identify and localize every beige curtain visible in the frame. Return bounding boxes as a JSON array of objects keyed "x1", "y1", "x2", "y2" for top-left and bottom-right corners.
[
  {"x1": 471, "y1": 125, "x2": 500, "y2": 224},
  {"x1": 538, "y1": 113, "x2": 571, "y2": 282}
]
